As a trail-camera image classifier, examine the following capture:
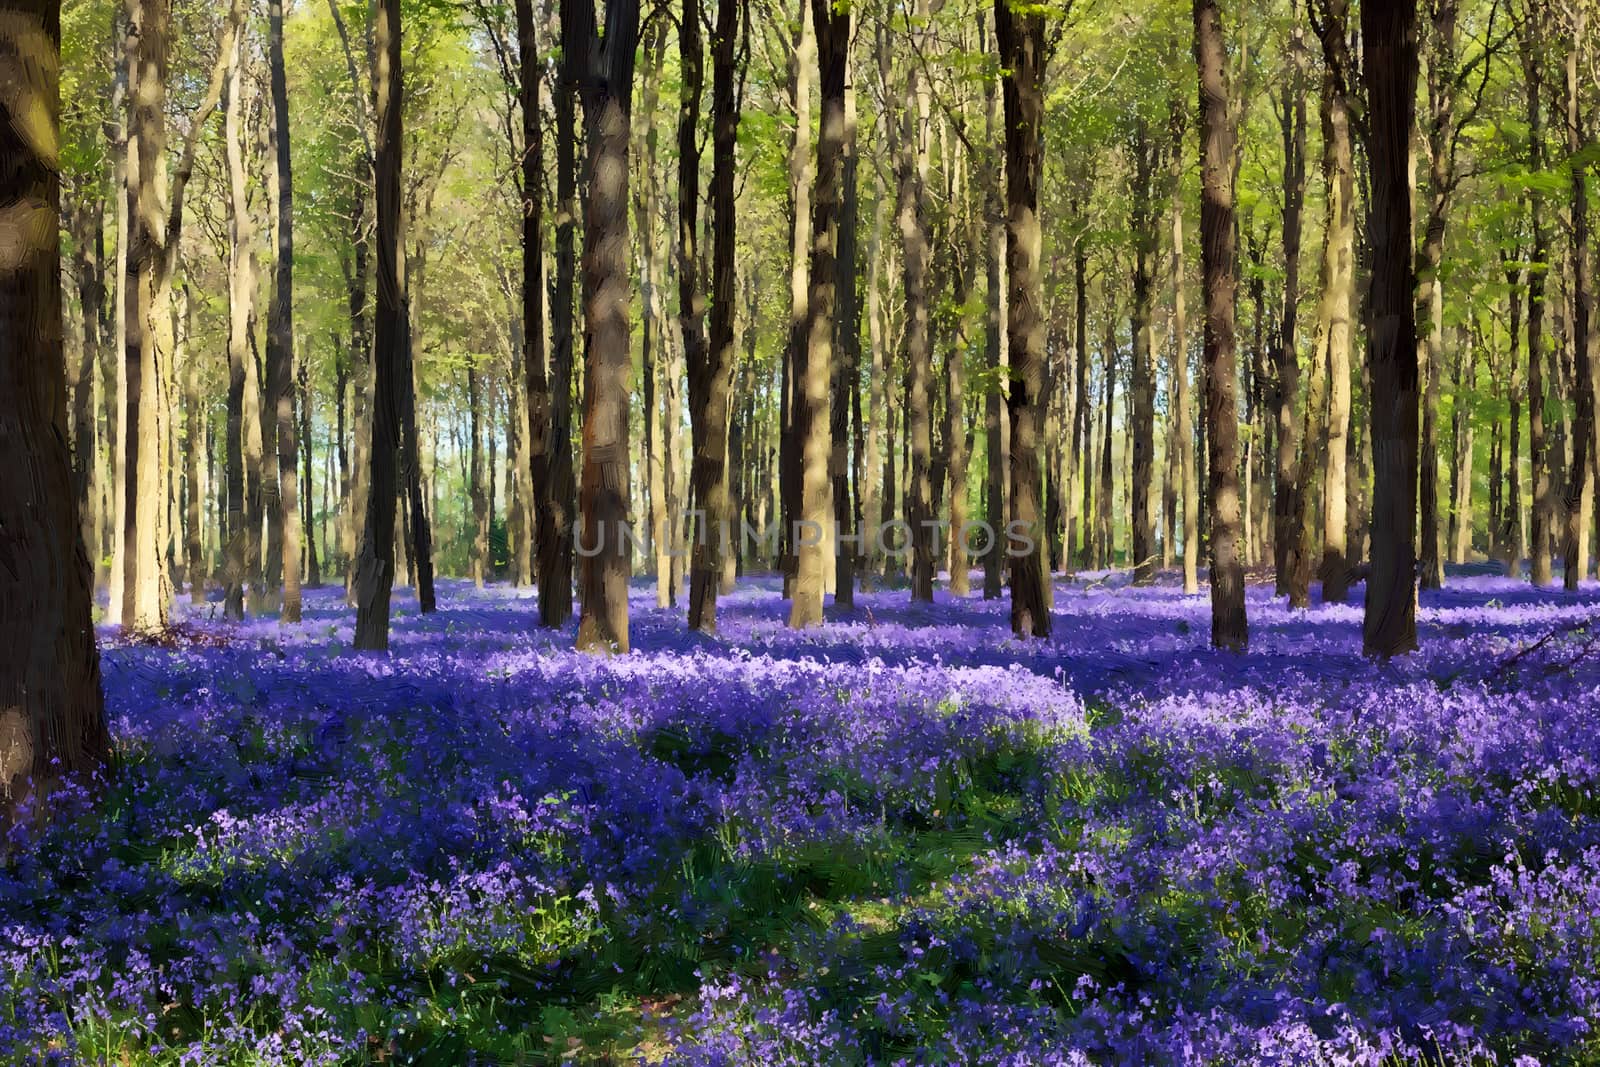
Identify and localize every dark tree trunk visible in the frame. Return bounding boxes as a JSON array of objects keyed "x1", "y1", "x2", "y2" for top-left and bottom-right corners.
[
  {"x1": 0, "y1": 0, "x2": 110, "y2": 822},
  {"x1": 833, "y1": 71, "x2": 861, "y2": 606},
  {"x1": 1273, "y1": 32, "x2": 1308, "y2": 597},
  {"x1": 1563, "y1": 11, "x2": 1592, "y2": 589},
  {"x1": 1129, "y1": 120, "x2": 1163, "y2": 585},
  {"x1": 1192, "y1": 0, "x2": 1247, "y2": 650},
  {"x1": 354, "y1": 0, "x2": 403, "y2": 650},
  {"x1": 298, "y1": 359, "x2": 320, "y2": 587},
  {"x1": 982, "y1": 44, "x2": 1008, "y2": 597},
  {"x1": 1359, "y1": 0, "x2": 1421, "y2": 656},
  {"x1": 568, "y1": 0, "x2": 641, "y2": 652},
  {"x1": 900, "y1": 22, "x2": 935, "y2": 604},
  {"x1": 267, "y1": 0, "x2": 301, "y2": 622},
  {"x1": 790, "y1": 0, "x2": 849, "y2": 627},
  {"x1": 540, "y1": 0, "x2": 579, "y2": 627},
  {"x1": 995, "y1": 0, "x2": 1050, "y2": 638},
  {"x1": 1522, "y1": 7, "x2": 1553, "y2": 586}
]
